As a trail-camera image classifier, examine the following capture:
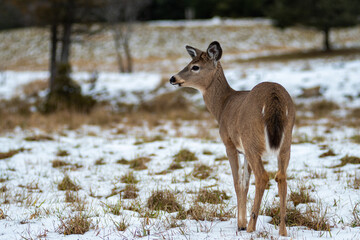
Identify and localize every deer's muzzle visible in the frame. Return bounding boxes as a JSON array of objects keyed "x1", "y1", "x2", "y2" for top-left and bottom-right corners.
[{"x1": 169, "y1": 76, "x2": 176, "y2": 84}]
